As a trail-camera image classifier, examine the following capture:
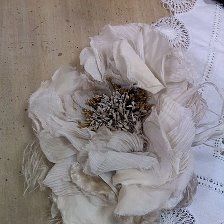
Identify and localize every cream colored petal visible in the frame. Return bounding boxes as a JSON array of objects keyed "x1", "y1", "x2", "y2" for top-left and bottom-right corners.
[
  {"x1": 114, "y1": 185, "x2": 171, "y2": 216},
  {"x1": 29, "y1": 85, "x2": 65, "y2": 133},
  {"x1": 38, "y1": 130, "x2": 75, "y2": 163},
  {"x1": 51, "y1": 66, "x2": 81, "y2": 95},
  {"x1": 84, "y1": 128, "x2": 143, "y2": 153},
  {"x1": 113, "y1": 169, "x2": 162, "y2": 187},
  {"x1": 57, "y1": 194, "x2": 116, "y2": 224},
  {"x1": 84, "y1": 24, "x2": 144, "y2": 81},
  {"x1": 52, "y1": 116, "x2": 91, "y2": 151},
  {"x1": 113, "y1": 39, "x2": 164, "y2": 94},
  {"x1": 163, "y1": 50, "x2": 199, "y2": 85},
  {"x1": 107, "y1": 131, "x2": 144, "y2": 152},
  {"x1": 43, "y1": 156, "x2": 79, "y2": 196},
  {"x1": 143, "y1": 107, "x2": 172, "y2": 179},
  {"x1": 29, "y1": 66, "x2": 92, "y2": 150},
  {"x1": 88, "y1": 151, "x2": 157, "y2": 175},
  {"x1": 143, "y1": 28, "x2": 172, "y2": 84},
  {"x1": 70, "y1": 162, "x2": 116, "y2": 205},
  {"x1": 80, "y1": 47, "x2": 102, "y2": 81}
]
